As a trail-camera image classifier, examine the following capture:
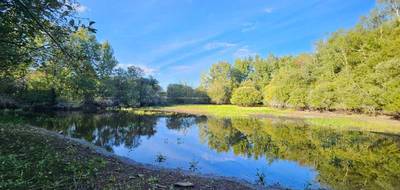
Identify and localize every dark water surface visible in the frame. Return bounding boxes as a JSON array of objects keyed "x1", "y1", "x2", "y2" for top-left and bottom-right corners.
[{"x1": 2, "y1": 111, "x2": 400, "y2": 190}]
